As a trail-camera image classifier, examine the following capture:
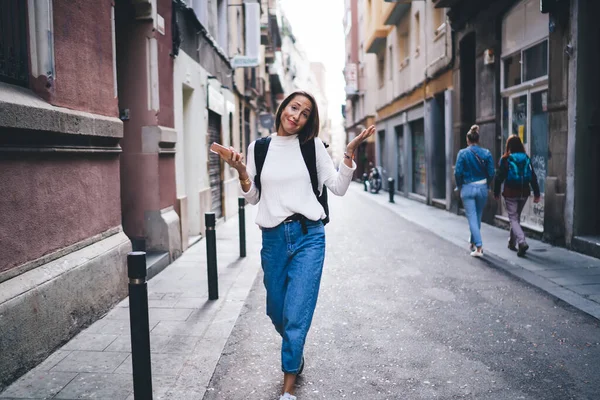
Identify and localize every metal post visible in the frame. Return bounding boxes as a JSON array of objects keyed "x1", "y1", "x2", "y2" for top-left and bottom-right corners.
[
  {"x1": 238, "y1": 197, "x2": 246, "y2": 258},
  {"x1": 127, "y1": 252, "x2": 153, "y2": 400},
  {"x1": 388, "y1": 177, "x2": 395, "y2": 203},
  {"x1": 363, "y1": 173, "x2": 368, "y2": 191},
  {"x1": 205, "y1": 212, "x2": 219, "y2": 300}
]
